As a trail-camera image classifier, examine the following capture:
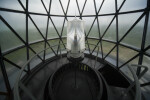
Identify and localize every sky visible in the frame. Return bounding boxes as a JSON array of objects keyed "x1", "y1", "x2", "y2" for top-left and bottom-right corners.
[{"x1": 0, "y1": 0, "x2": 148, "y2": 29}]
